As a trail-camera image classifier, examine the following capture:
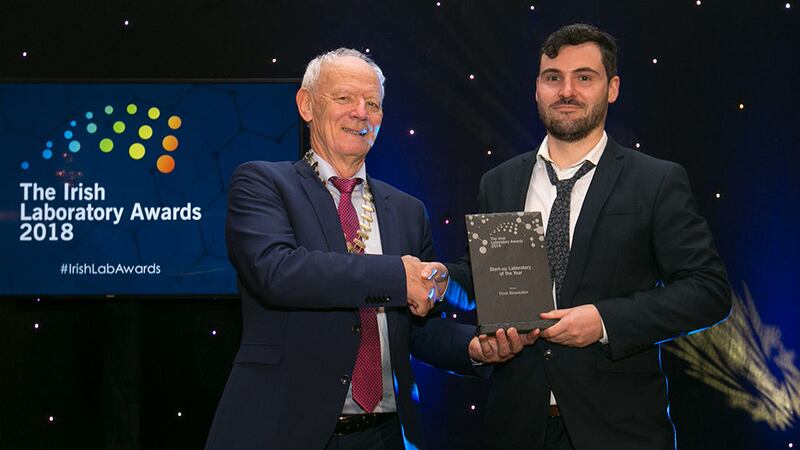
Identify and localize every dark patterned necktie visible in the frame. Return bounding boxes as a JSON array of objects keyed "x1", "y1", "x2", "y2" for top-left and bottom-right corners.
[
  {"x1": 329, "y1": 176, "x2": 382, "y2": 413},
  {"x1": 543, "y1": 160, "x2": 596, "y2": 306}
]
